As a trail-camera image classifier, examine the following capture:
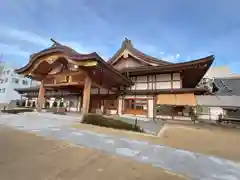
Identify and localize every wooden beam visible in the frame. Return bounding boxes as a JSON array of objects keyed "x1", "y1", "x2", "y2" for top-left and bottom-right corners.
[
  {"x1": 46, "y1": 70, "x2": 86, "y2": 79},
  {"x1": 171, "y1": 73, "x2": 173, "y2": 89}
]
